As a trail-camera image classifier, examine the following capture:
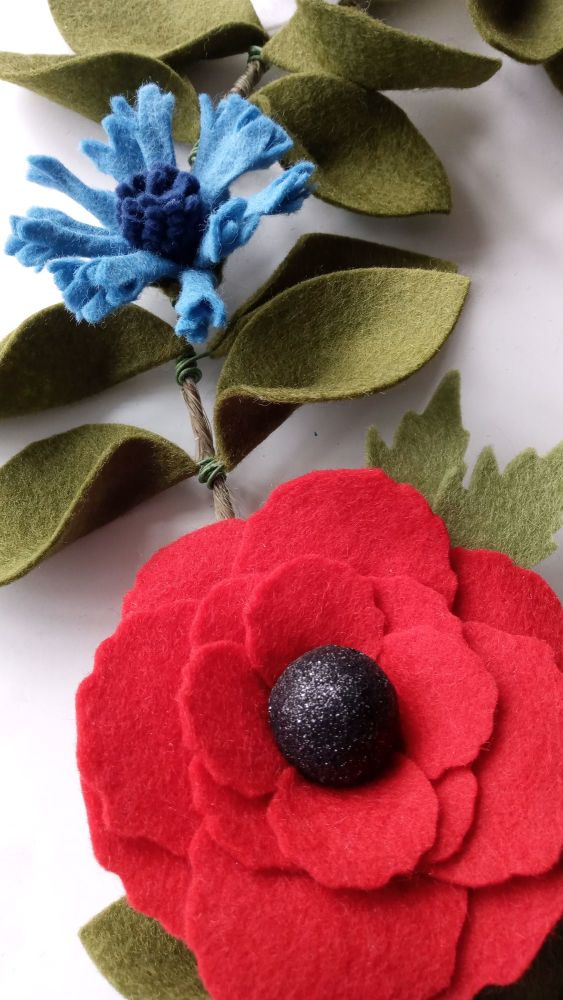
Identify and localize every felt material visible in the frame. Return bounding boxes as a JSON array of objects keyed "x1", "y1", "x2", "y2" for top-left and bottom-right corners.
[
  {"x1": 190, "y1": 575, "x2": 257, "y2": 649},
  {"x1": 267, "y1": 757, "x2": 438, "y2": 890},
  {"x1": 263, "y1": 0, "x2": 500, "y2": 90},
  {"x1": 116, "y1": 166, "x2": 204, "y2": 265},
  {"x1": 373, "y1": 576, "x2": 462, "y2": 636},
  {"x1": 244, "y1": 556, "x2": 384, "y2": 686},
  {"x1": 48, "y1": 0, "x2": 267, "y2": 67},
  {"x1": 546, "y1": 52, "x2": 563, "y2": 94},
  {"x1": 234, "y1": 470, "x2": 457, "y2": 603},
  {"x1": 216, "y1": 231, "x2": 458, "y2": 356},
  {"x1": 379, "y1": 628, "x2": 498, "y2": 780},
  {"x1": 175, "y1": 268, "x2": 226, "y2": 343},
  {"x1": 186, "y1": 829, "x2": 467, "y2": 1000},
  {"x1": 83, "y1": 86, "x2": 177, "y2": 181},
  {"x1": 426, "y1": 769, "x2": 479, "y2": 865},
  {"x1": 77, "y1": 602, "x2": 197, "y2": 856},
  {"x1": 475, "y1": 918, "x2": 563, "y2": 999},
  {"x1": 468, "y1": 0, "x2": 563, "y2": 63},
  {"x1": 367, "y1": 370, "x2": 470, "y2": 508},
  {"x1": 0, "y1": 51, "x2": 199, "y2": 142},
  {"x1": 434, "y1": 624, "x2": 563, "y2": 886},
  {"x1": 0, "y1": 304, "x2": 183, "y2": 418},
  {"x1": 0, "y1": 423, "x2": 194, "y2": 586},
  {"x1": 80, "y1": 898, "x2": 209, "y2": 1000},
  {"x1": 28, "y1": 154, "x2": 117, "y2": 228},
  {"x1": 215, "y1": 268, "x2": 469, "y2": 468},
  {"x1": 255, "y1": 75, "x2": 451, "y2": 217},
  {"x1": 8, "y1": 207, "x2": 129, "y2": 267}
]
